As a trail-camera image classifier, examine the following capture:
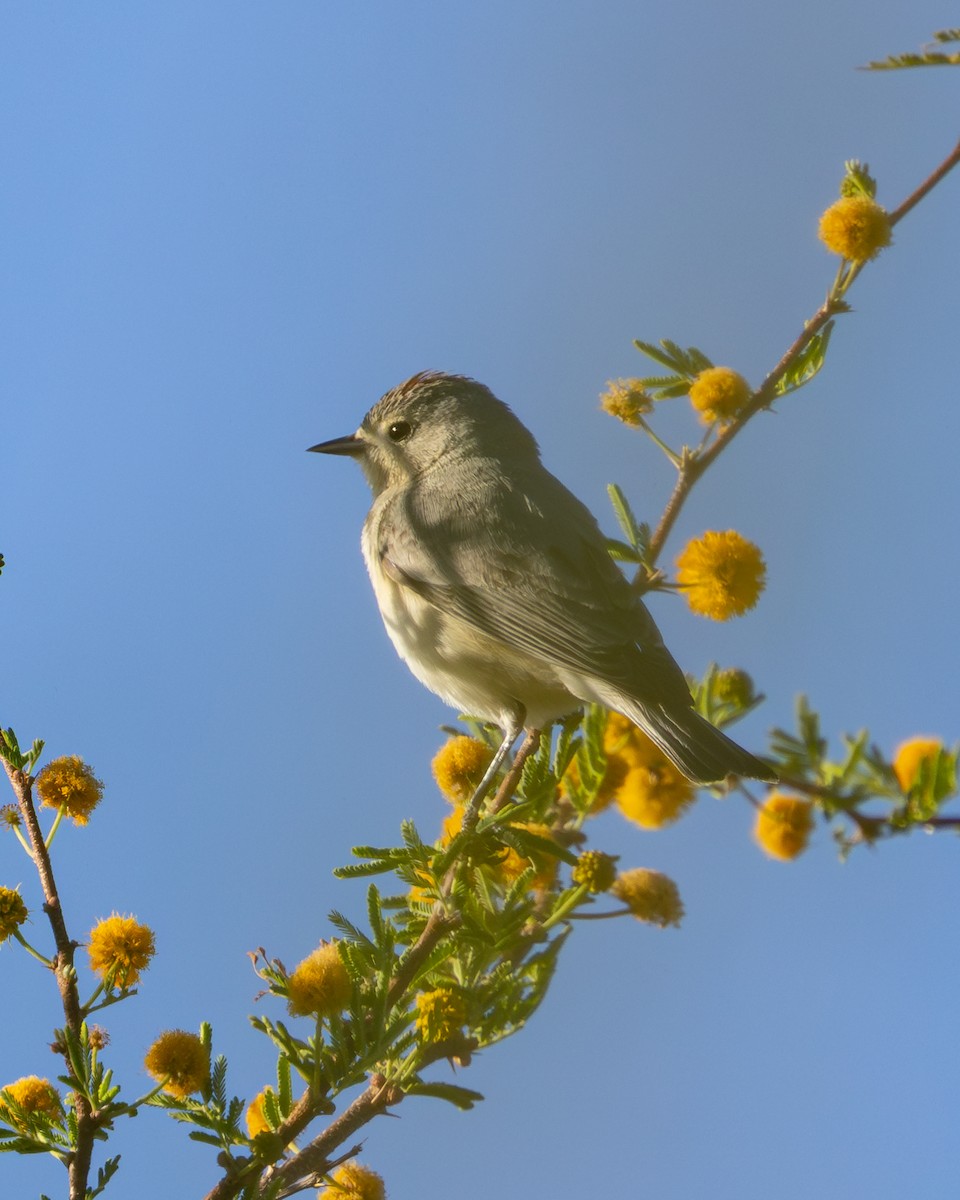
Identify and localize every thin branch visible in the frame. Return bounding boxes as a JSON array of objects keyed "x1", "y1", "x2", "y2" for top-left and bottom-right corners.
[
  {"x1": 263, "y1": 1076, "x2": 401, "y2": 1194},
  {"x1": 645, "y1": 133, "x2": 960, "y2": 567},
  {"x1": 0, "y1": 761, "x2": 95, "y2": 1200}
]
